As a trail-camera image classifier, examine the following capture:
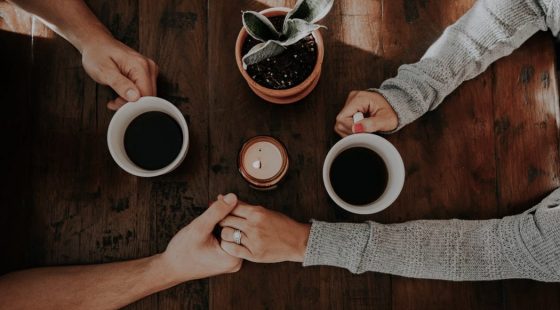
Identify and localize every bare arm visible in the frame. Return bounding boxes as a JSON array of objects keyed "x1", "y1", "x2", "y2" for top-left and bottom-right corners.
[
  {"x1": 0, "y1": 256, "x2": 178, "y2": 309},
  {"x1": 0, "y1": 194, "x2": 242, "y2": 309},
  {"x1": 8, "y1": 0, "x2": 158, "y2": 109},
  {"x1": 9, "y1": 0, "x2": 112, "y2": 52}
]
